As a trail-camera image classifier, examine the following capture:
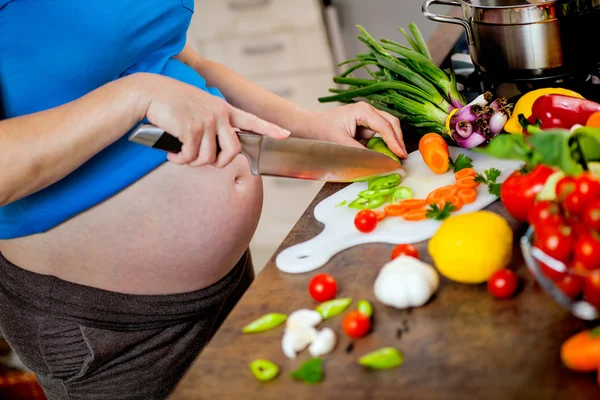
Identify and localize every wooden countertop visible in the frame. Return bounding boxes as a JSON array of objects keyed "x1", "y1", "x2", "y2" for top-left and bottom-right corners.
[{"x1": 169, "y1": 18, "x2": 599, "y2": 400}]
